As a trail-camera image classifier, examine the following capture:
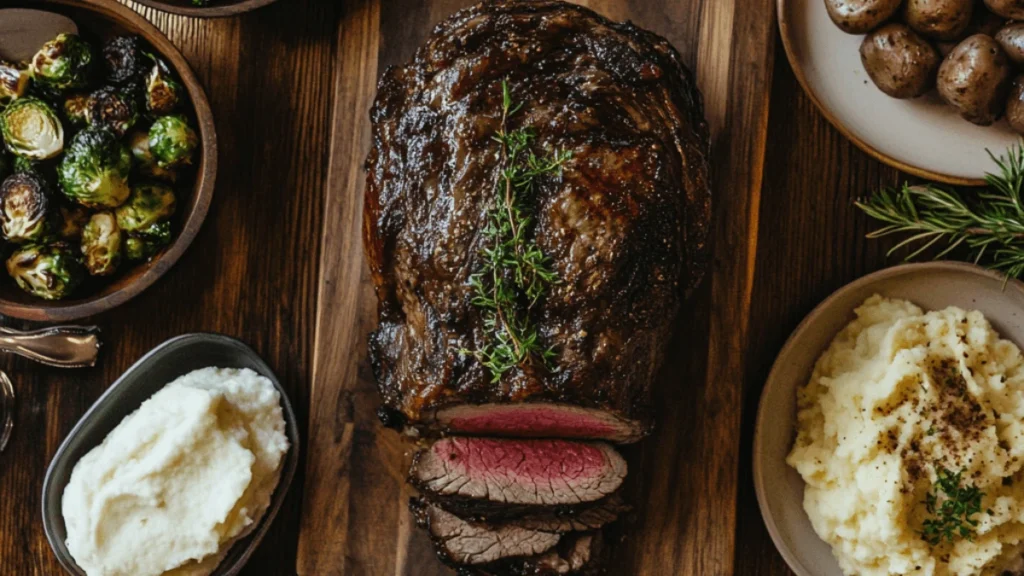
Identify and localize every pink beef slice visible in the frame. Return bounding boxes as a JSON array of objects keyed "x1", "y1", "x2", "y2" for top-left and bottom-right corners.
[
  {"x1": 410, "y1": 438, "x2": 627, "y2": 509},
  {"x1": 427, "y1": 403, "x2": 648, "y2": 444}
]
